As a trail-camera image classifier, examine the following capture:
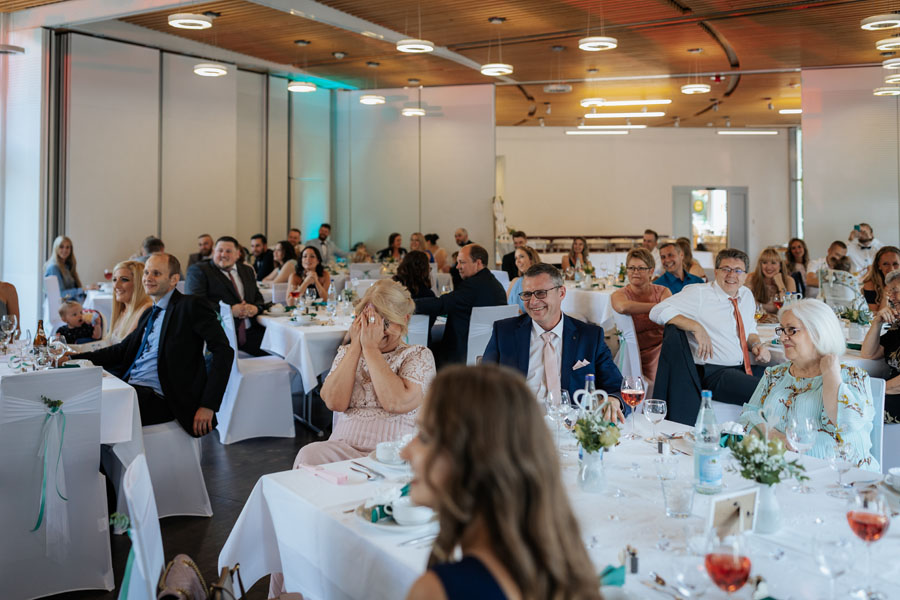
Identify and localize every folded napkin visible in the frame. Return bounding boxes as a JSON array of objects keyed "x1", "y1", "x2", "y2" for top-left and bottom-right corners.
[
  {"x1": 719, "y1": 421, "x2": 746, "y2": 447},
  {"x1": 364, "y1": 483, "x2": 411, "y2": 523},
  {"x1": 598, "y1": 565, "x2": 625, "y2": 587}
]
